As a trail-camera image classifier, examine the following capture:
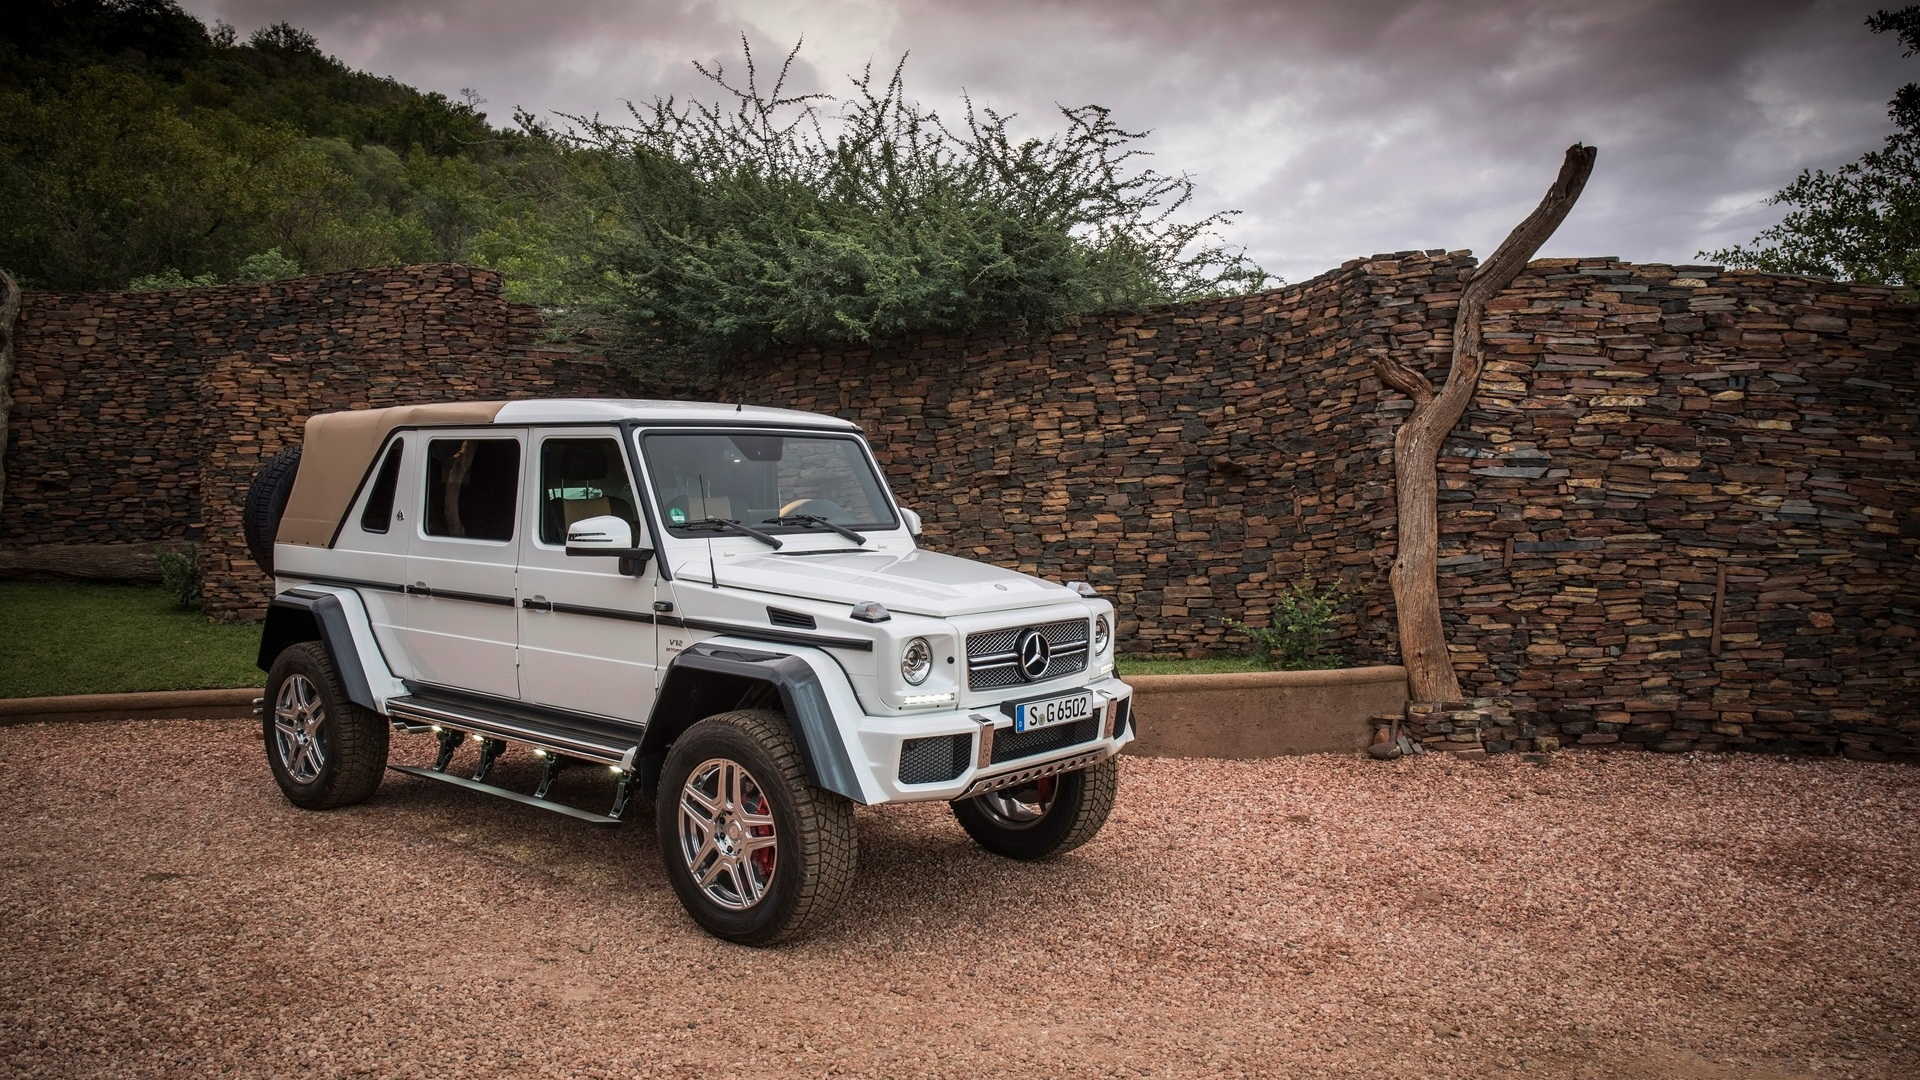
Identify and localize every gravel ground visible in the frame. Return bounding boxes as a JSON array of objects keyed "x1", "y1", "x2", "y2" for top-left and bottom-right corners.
[{"x1": 1, "y1": 718, "x2": 1916, "y2": 1080}]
